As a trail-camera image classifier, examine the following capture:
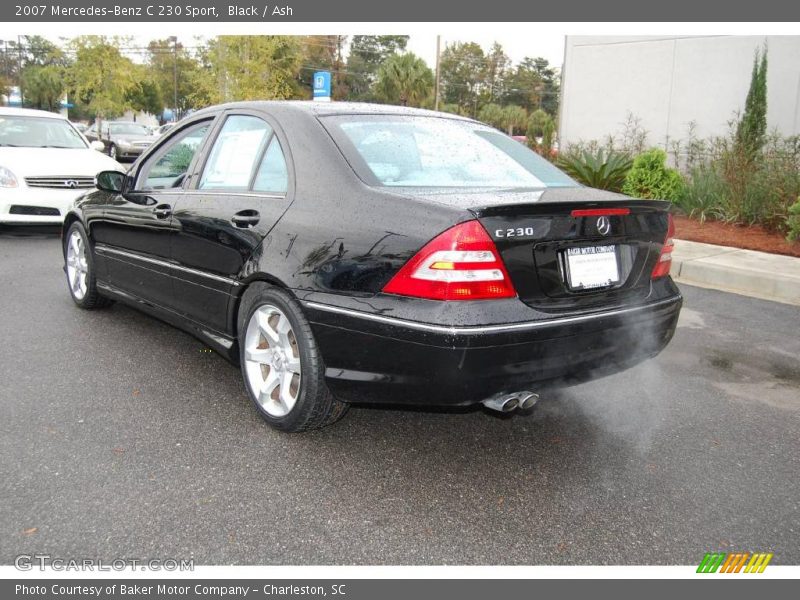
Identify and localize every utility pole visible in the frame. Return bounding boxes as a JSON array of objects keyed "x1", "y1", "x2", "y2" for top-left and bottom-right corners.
[
  {"x1": 168, "y1": 36, "x2": 178, "y2": 121},
  {"x1": 434, "y1": 35, "x2": 441, "y2": 111},
  {"x1": 17, "y1": 35, "x2": 23, "y2": 106}
]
